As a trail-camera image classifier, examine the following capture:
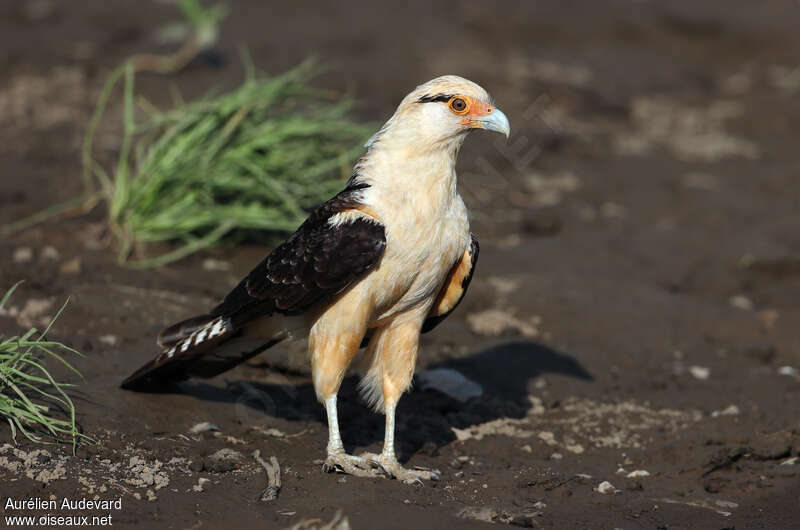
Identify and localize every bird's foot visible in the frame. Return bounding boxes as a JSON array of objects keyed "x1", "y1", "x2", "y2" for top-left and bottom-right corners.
[
  {"x1": 359, "y1": 452, "x2": 441, "y2": 485},
  {"x1": 322, "y1": 451, "x2": 383, "y2": 478}
]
